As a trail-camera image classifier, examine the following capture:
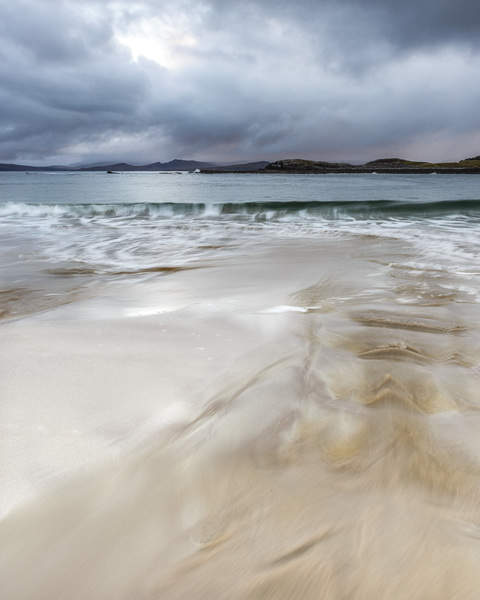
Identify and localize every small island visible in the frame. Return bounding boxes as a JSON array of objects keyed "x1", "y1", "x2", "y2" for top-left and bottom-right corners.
[{"x1": 202, "y1": 156, "x2": 480, "y2": 174}]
